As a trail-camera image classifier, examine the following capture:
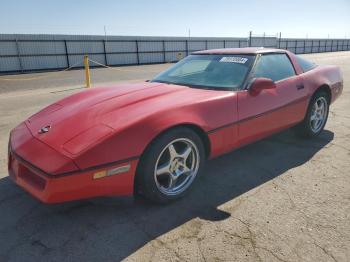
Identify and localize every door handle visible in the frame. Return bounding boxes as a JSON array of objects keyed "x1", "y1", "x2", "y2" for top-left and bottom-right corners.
[{"x1": 296, "y1": 83, "x2": 304, "y2": 90}]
